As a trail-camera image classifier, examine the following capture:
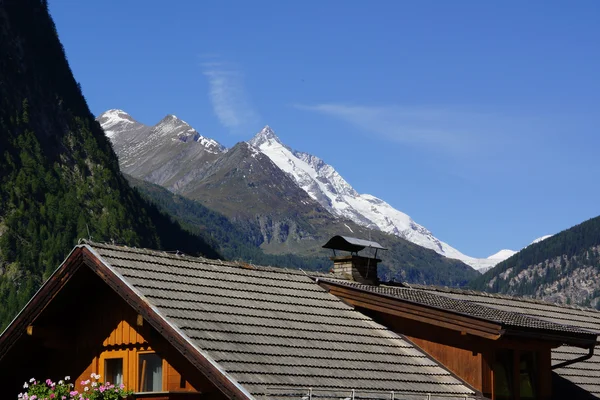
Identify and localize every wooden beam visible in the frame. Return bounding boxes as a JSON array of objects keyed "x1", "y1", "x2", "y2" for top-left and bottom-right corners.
[
  {"x1": 322, "y1": 282, "x2": 502, "y2": 333},
  {"x1": 323, "y1": 285, "x2": 503, "y2": 340}
]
